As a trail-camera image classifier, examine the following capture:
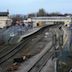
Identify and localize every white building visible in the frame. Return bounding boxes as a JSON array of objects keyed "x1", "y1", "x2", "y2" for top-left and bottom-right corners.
[
  {"x1": 0, "y1": 12, "x2": 12, "y2": 28},
  {"x1": 31, "y1": 16, "x2": 71, "y2": 27}
]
